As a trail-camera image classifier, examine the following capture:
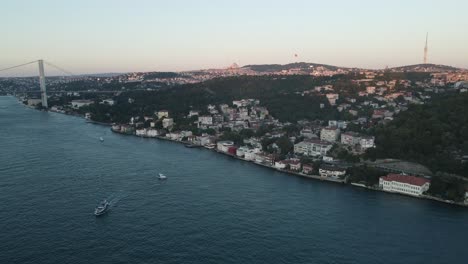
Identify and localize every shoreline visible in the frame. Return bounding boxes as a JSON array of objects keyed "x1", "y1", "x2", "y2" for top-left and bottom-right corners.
[
  {"x1": 16, "y1": 98, "x2": 468, "y2": 209},
  {"x1": 111, "y1": 128, "x2": 468, "y2": 208}
]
